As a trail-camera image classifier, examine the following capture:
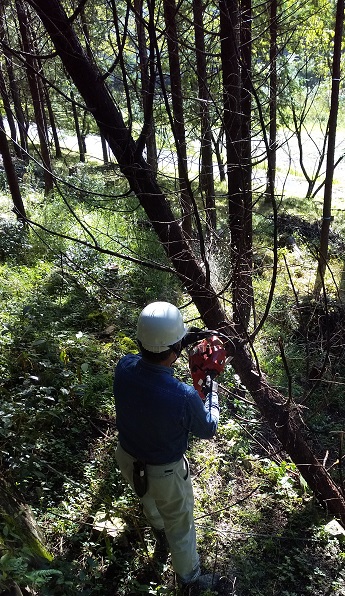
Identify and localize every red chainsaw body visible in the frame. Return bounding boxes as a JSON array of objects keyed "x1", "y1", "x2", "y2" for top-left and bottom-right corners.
[{"x1": 188, "y1": 335, "x2": 226, "y2": 398}]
